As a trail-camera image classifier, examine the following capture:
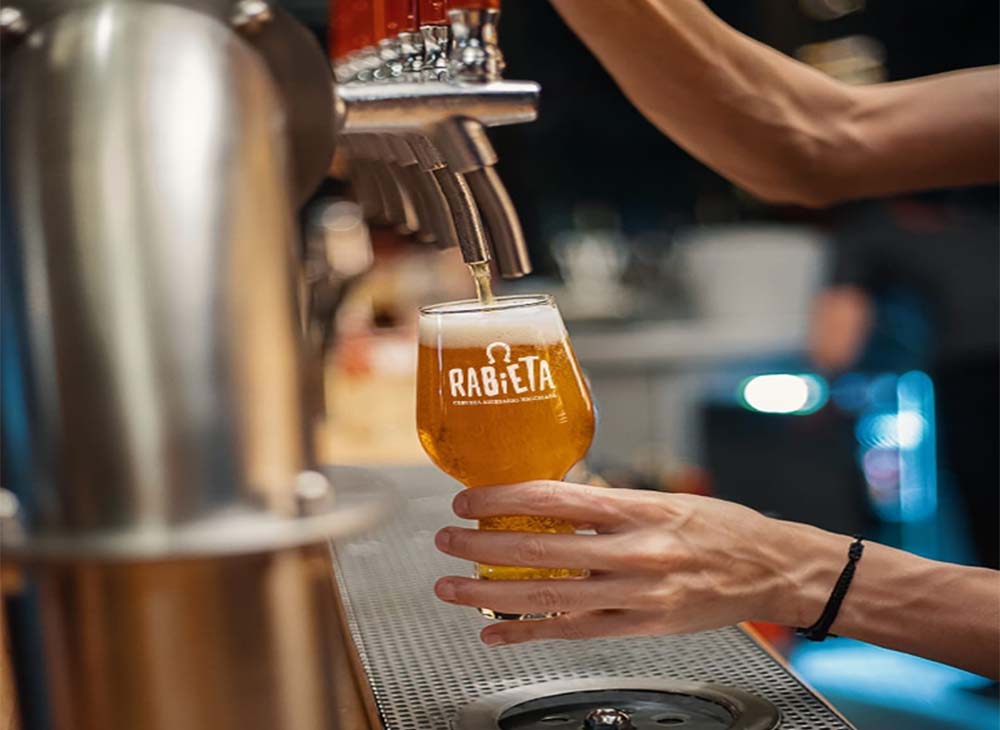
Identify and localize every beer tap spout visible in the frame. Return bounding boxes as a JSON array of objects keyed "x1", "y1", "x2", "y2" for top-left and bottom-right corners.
[
  {"x1": 433, "y1": 116, "x2": 530, "y2": 278},
  {"x1": 464, "y1": 166, "x2": 530, "y2": 278}
]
